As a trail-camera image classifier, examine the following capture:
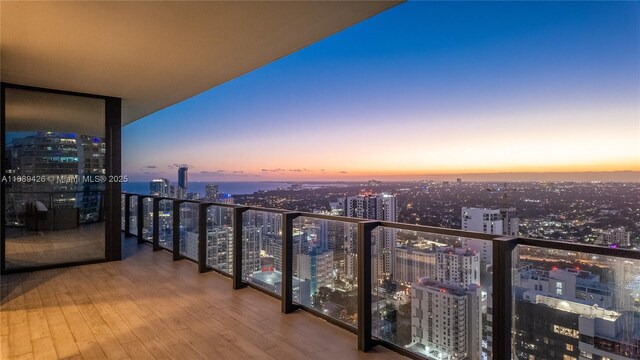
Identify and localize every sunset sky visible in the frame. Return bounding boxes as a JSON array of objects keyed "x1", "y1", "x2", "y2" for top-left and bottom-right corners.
[{"x1": 122, "y1": 1, "x2": 640, "y2": 182}]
